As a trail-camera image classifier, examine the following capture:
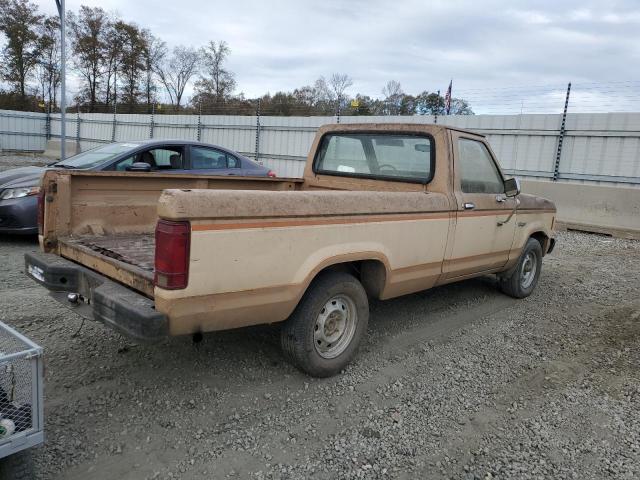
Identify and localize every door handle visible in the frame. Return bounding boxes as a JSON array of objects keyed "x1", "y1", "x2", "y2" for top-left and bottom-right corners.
[{"x1": 463, "y1": 202, "x2": 475, "y2": 210}]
